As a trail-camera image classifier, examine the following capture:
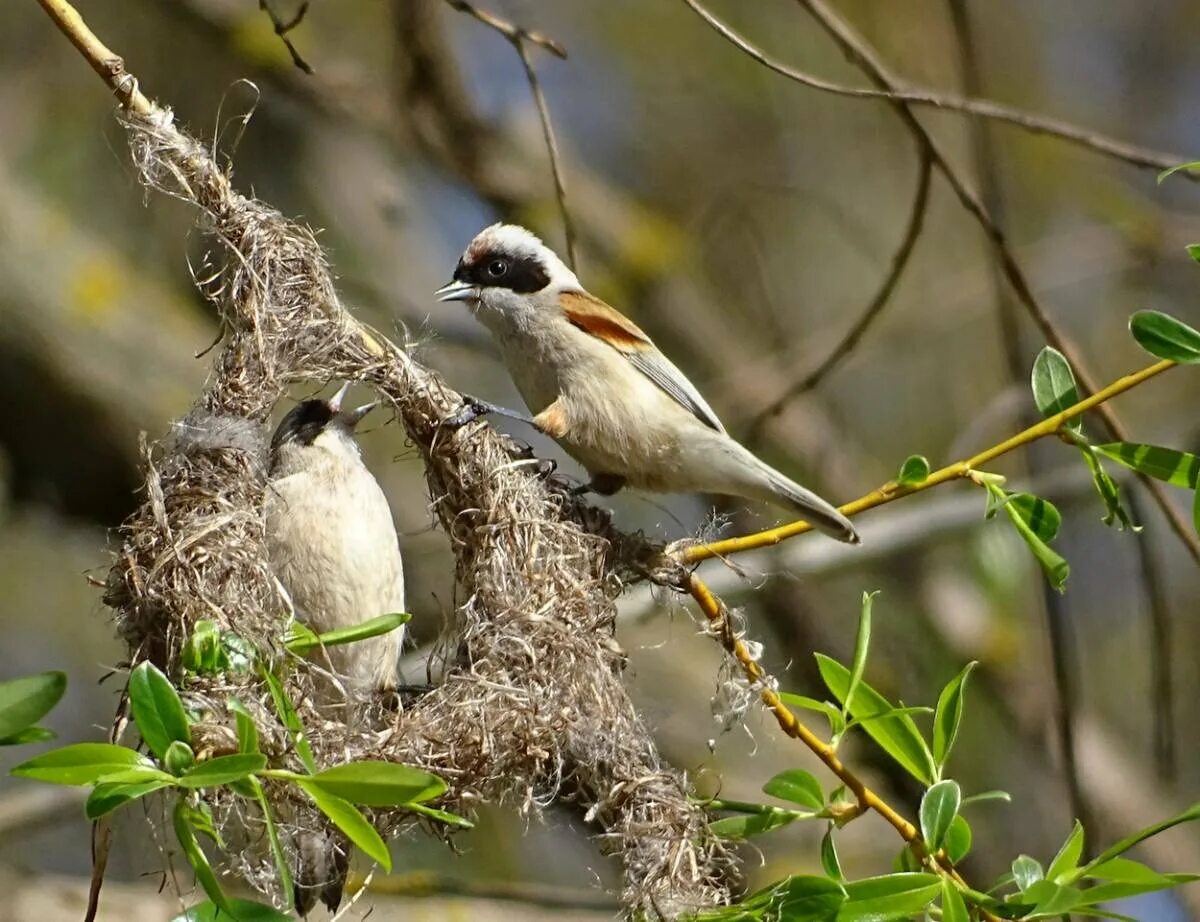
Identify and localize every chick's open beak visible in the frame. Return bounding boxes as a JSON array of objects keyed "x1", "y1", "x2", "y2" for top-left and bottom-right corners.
[
  {"x1": 435, "y1": 279, "x2": 477, "y2": 303},
  {"x1": 341, "y1": 401, "x2": 377, "y2": 429},
  {"x1": 328, "y1": 381, "x2": 353, "y2": 413}
]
